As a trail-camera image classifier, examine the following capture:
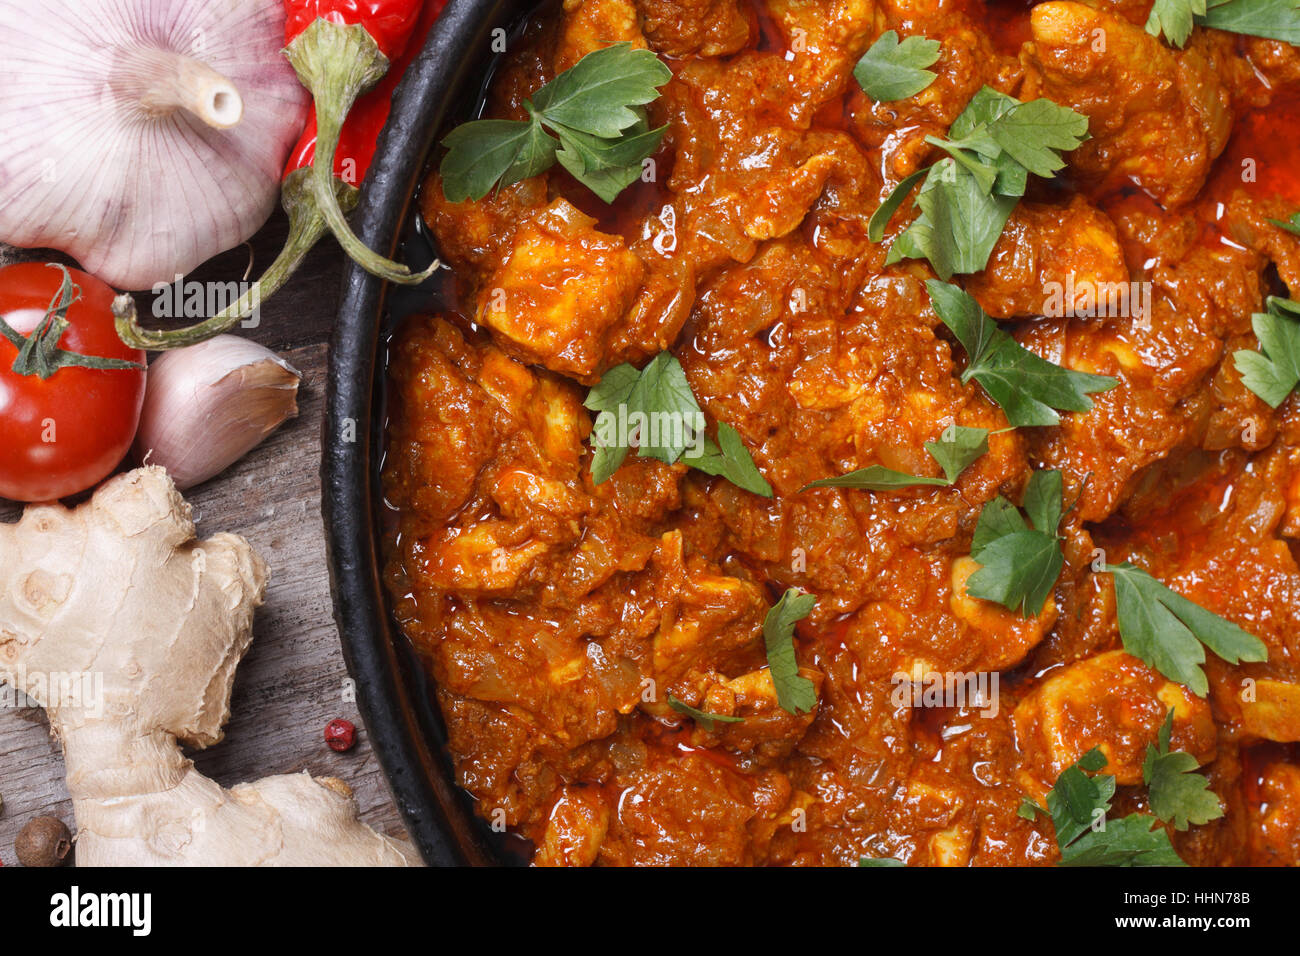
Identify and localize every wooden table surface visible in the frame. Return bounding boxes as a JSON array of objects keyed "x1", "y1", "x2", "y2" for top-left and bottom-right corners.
[{"x1": 0, "y1": 211, "x2": 412, "y2": 863}]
